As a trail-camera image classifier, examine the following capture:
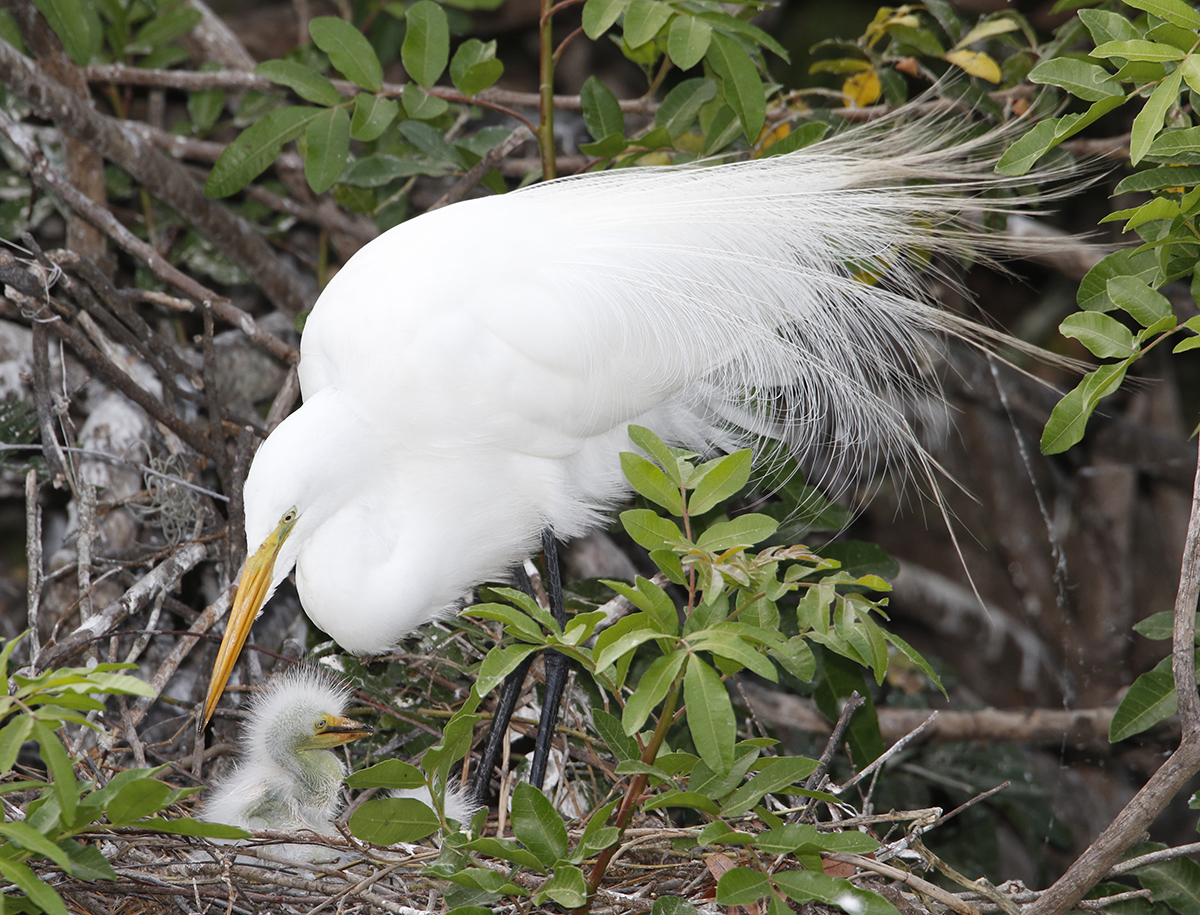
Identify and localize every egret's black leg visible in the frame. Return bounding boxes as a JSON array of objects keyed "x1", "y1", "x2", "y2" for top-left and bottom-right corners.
[
  {"x1": 471, "y1": 564, "x2": 536, "y2": 804},
  {"x1": 469, "y1": 527, "x2": 570, "y2": 804},
  {"x1": 529, "y1": 528, "x2": 568, "y2": 790}
]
